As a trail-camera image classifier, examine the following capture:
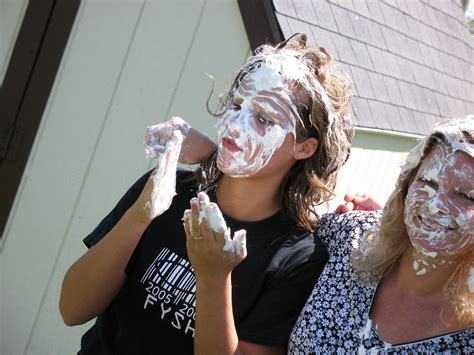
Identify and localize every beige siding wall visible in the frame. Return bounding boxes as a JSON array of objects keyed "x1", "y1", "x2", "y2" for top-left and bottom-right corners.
[
  {"x1": 328, "y1": 130, "x2": 419, "y2": 212},
  {"x1": 1, "y1": 1, "x2": 249, "y2": 354}
]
